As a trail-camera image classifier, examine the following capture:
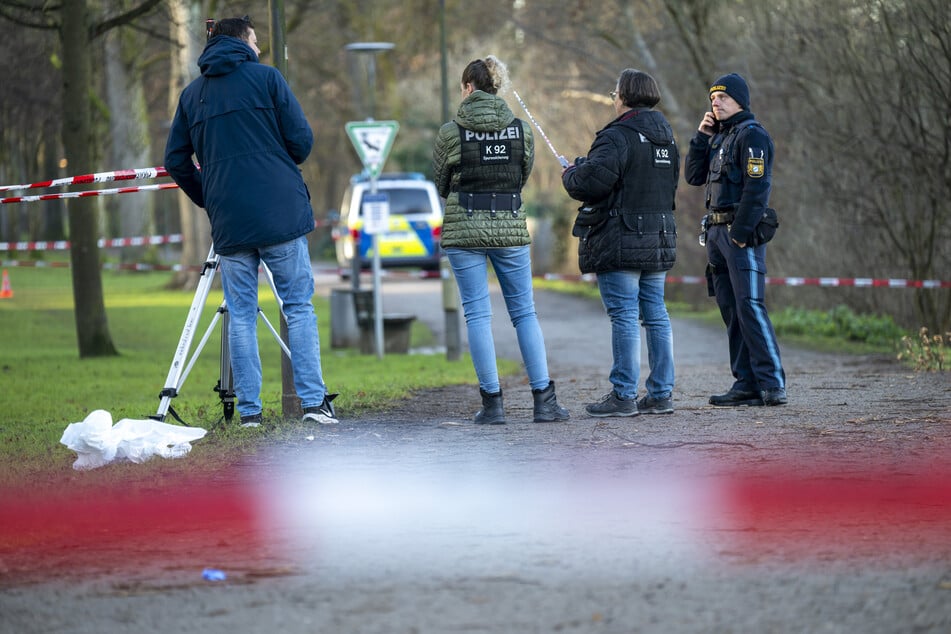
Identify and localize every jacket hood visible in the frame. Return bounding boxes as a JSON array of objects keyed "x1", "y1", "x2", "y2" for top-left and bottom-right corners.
[
  {"x1": 198, "y1": 35, "x2": 259, "y2": 77},
  {"x1": 614, "y1": 109, "x2": 675, "y2": 146},
  {"x1": 454, "y1": 90, "x2": 516, "y2": 132}
]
